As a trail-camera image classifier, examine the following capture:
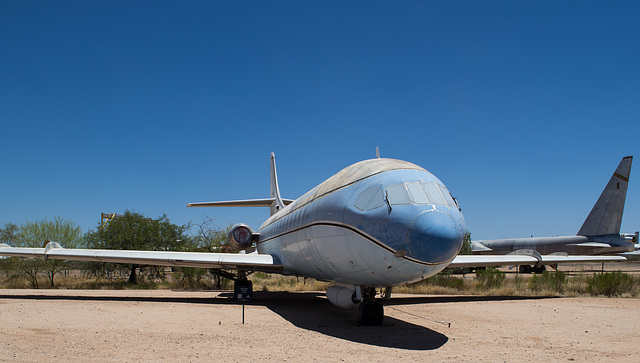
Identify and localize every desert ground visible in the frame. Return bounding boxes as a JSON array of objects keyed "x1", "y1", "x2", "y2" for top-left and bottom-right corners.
[{"x1": 0, "y1": 289, "x2": 638, "y2": 362}]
